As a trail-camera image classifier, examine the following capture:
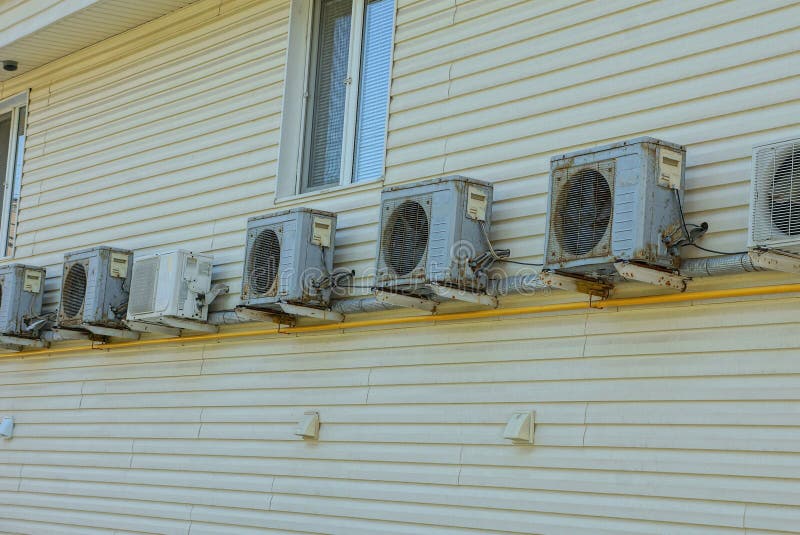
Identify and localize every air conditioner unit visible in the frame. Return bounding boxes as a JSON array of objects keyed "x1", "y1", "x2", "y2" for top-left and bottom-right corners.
[
  {"x1": 543, "y1": 137, "x2": 685, "y2": 277},
  {"x1": 749, "y1": 137, "x2": 800, "y2": 255},
  {"x1": 0, "y1": 264, "x2": 45, "y2": 337},
  {"x1": 126, "y1": 250, "x2": 214, "y2": 325},
  {"x1": 57, "y1": 246, "x2": 132, "y2": 329},
  {"x1": 241, "y1": 208, "x2": 336, "y2": 310},
  {"x1": 375, "y1": 176, "x2": 493, "y2": 293}
]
